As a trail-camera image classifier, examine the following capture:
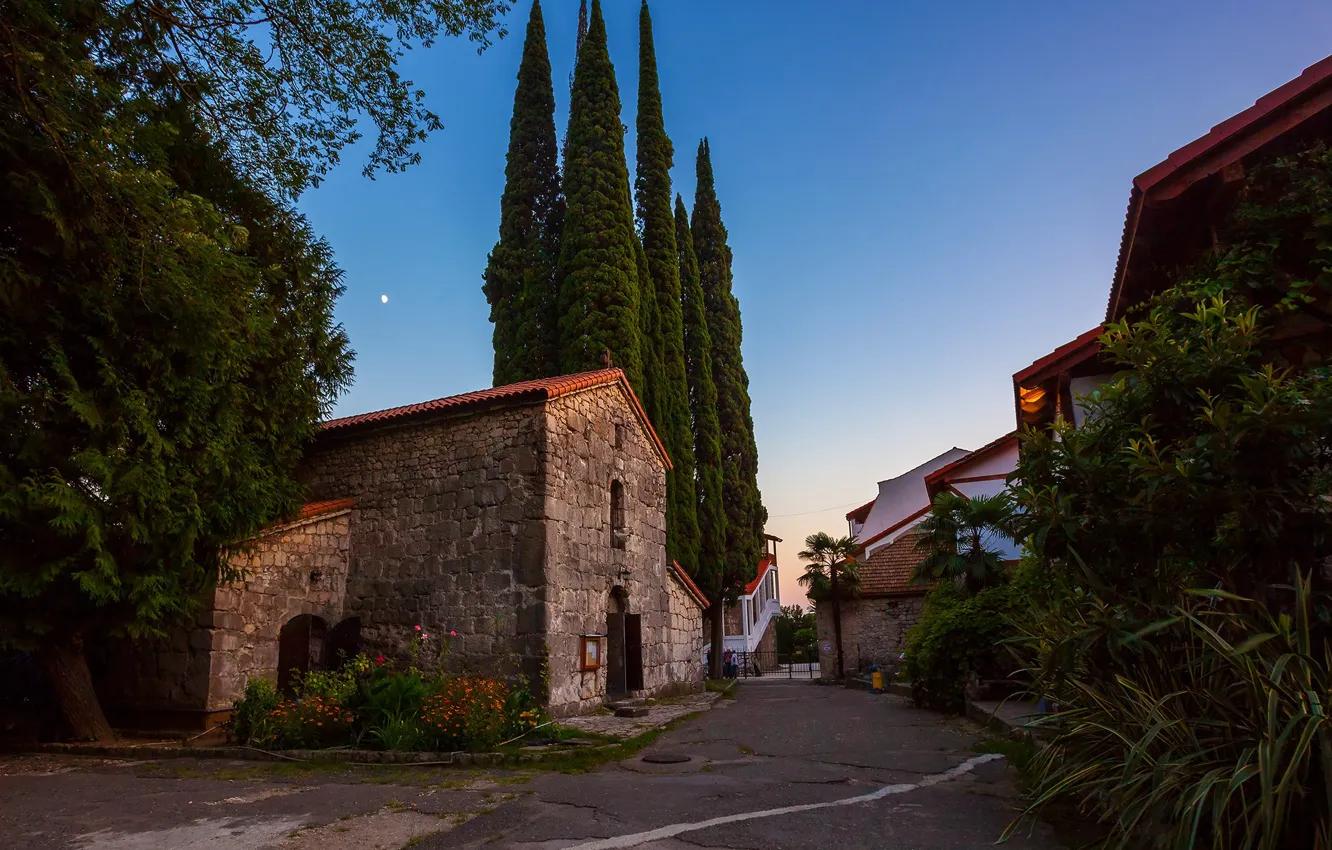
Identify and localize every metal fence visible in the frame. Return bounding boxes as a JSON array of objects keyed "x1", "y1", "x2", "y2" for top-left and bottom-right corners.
[{"x1": 707, "y1": 645, "x2": 821, "y2": 680}]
